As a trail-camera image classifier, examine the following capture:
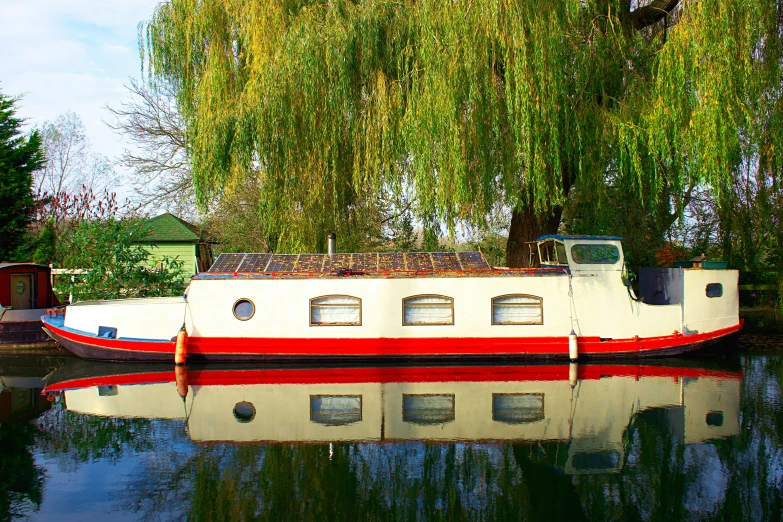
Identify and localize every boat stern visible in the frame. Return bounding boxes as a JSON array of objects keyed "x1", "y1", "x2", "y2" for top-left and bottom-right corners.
[{"x1": 681, "y1": 268, "x2": 740, "y2": 335}]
